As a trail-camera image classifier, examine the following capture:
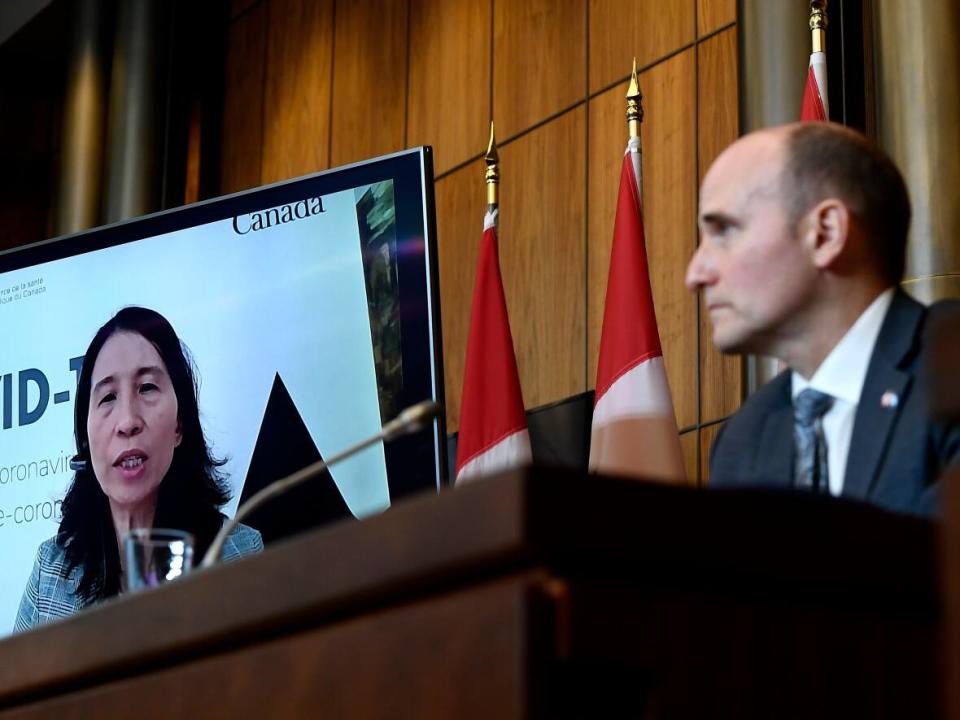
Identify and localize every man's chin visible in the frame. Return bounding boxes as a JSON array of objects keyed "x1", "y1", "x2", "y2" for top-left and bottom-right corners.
[
  {"x1": 711, "y1": 330, "x2": 735, "y2": 353},
  {"x1": 712, "y1": 329, "x2": 754, "y2": 356}
]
